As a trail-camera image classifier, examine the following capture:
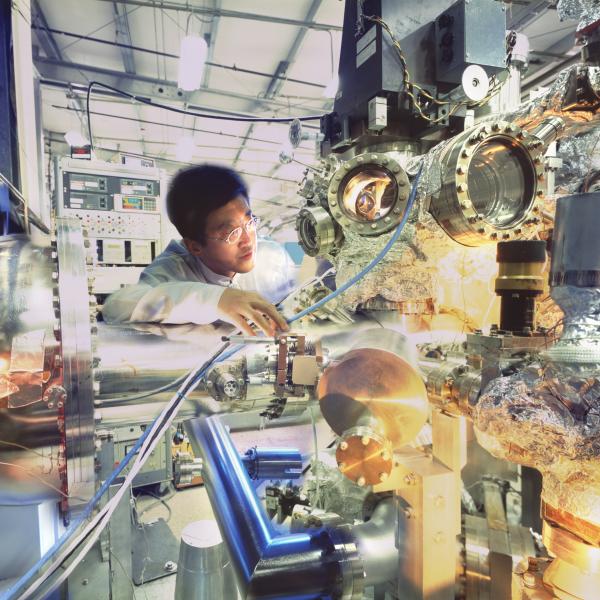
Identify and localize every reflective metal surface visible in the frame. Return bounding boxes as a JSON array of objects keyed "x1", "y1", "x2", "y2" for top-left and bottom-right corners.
[
  {"x1": 0, "y1": 235, "x2": 63, "y2": 503},
  {"x1": 56, "y1": 218, "x2": 96, "y2": 503},
  {"x1": 318, "y1": 329, "x2": 428, "y2": 449},
  {"x1": 327, "y1": 152, "x2": 410, "y2": 236},
  {"x1": 350, "y1": 498, "x2": 398, "y2": 586},
  {"x1": 468, "y1": 138, "x2": 535, "y2": 229},
  {"x1": 174, "y1": 520, "x2": 239, "y2": 600},
  {"x1": 429, "y1": 120, "x2": 545, "y2": 246},
  {"x1": 185, "y1": 415, "x2": 364, "y2": 599}
]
